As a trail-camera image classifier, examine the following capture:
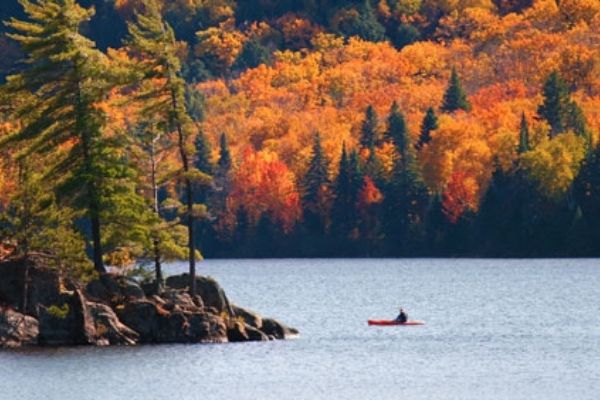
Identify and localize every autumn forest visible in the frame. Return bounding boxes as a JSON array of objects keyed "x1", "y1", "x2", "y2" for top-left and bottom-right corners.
[{"x1": 1, "y1": 0, "x2": 600, "y2": 280}]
